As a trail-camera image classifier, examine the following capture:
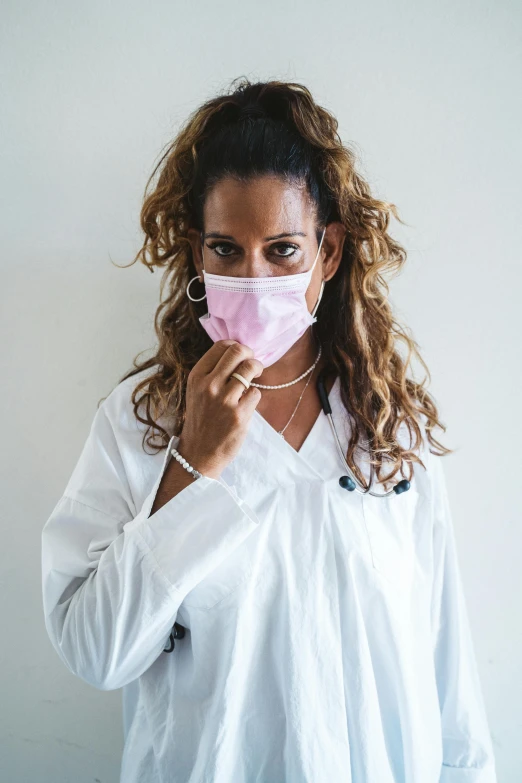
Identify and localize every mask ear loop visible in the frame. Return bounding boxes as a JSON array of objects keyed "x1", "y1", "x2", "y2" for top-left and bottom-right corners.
[
  {"x1": 310, "y1": 227, "x2": 326, "y2": 317},
  {"x1": 311, "y1": 280, "x2": 325, "y2": 317}
]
